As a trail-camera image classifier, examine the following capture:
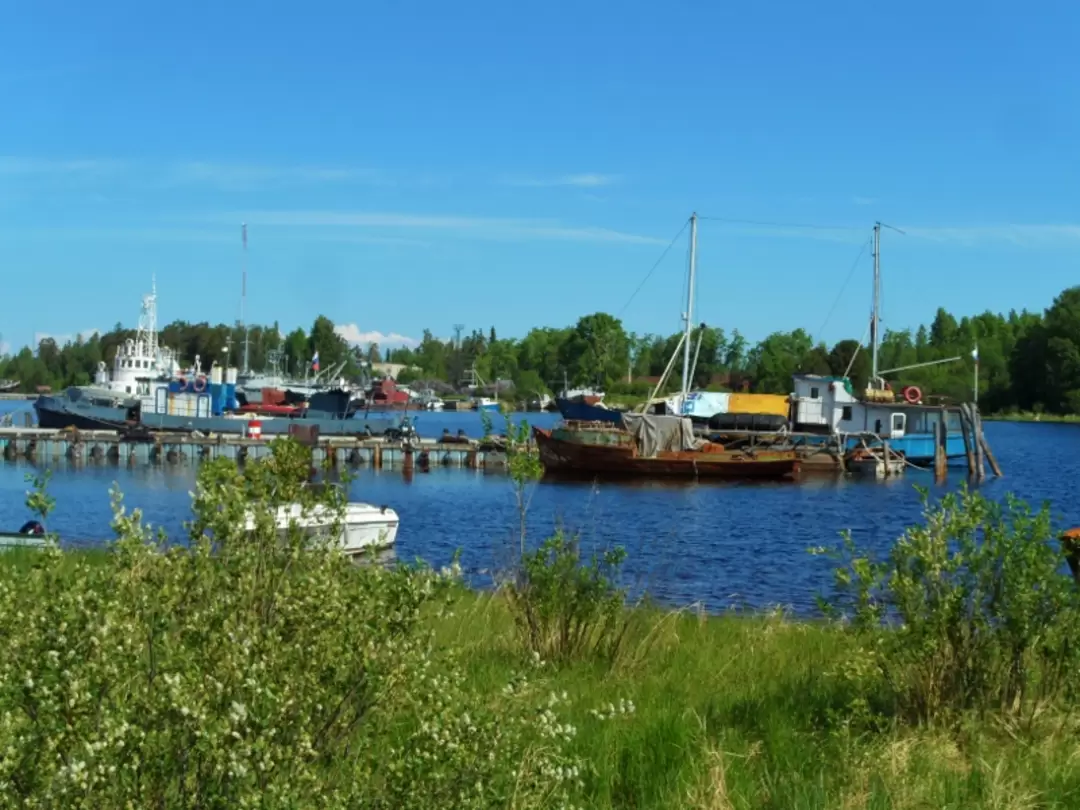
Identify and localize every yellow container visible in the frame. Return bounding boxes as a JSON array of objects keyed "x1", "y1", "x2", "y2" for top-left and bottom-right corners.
[{"x1": 727, "y1": 393, "x2": 790, "y2": 417}]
